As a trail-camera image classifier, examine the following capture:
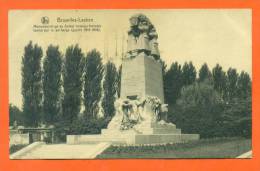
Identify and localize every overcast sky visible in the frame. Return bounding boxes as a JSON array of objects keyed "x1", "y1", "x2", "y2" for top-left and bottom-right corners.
[{"x1": 9, "y1": 9, "x2": 252, "y2": 108}]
